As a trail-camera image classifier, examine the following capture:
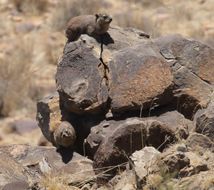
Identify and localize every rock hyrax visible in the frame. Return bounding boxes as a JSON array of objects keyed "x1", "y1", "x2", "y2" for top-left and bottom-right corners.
[
  {"x1": 65, "y1": 13, "x2": 112, "y2": 42},
  {"x1": 53, "y1": 121, "x2": 76, "y2": 148}
]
